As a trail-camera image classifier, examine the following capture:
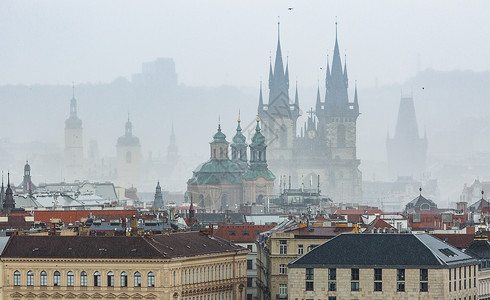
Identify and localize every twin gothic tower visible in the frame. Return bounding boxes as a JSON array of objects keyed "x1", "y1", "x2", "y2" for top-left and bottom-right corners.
[{"x1": 258, "y1": 23, "x2": 362, "y2": 202}]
